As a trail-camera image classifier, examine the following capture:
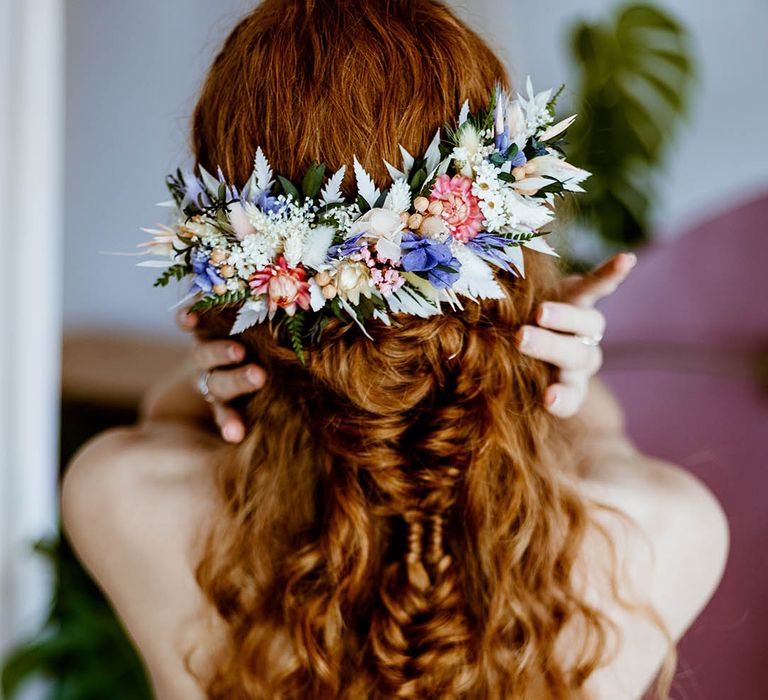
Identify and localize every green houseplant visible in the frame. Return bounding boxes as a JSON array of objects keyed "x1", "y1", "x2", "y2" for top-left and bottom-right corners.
[{"x1": 566, "y1": 3, "x2": 695, "y2": 255}]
